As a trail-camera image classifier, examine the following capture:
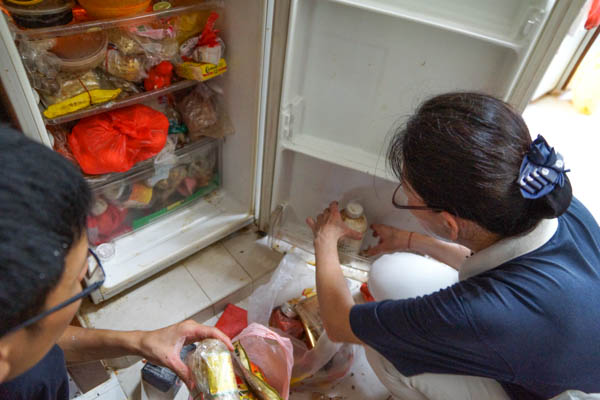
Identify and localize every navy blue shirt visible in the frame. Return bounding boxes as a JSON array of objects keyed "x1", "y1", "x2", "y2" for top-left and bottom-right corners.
[
  {"x1": 350, "y1": 198, "x2": 600, "y2": 400},
  {"x1": 0, "y1": 345, "x2": 68, "y2": 400}
]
